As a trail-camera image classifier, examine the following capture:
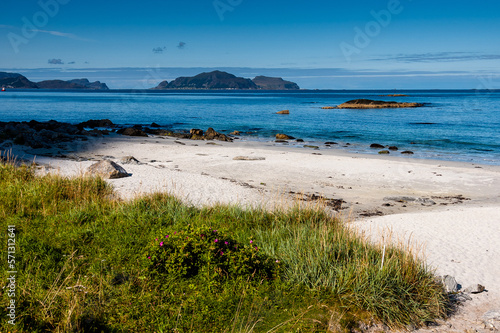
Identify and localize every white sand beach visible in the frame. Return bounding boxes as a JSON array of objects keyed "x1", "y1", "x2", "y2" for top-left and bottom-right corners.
[{"x1": 6, "y1": 133, "x2": 500, "y2": 331}]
